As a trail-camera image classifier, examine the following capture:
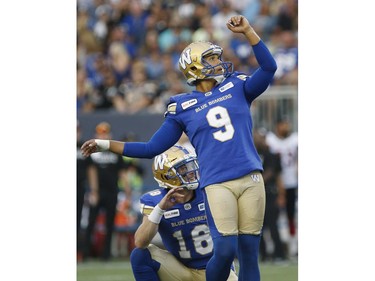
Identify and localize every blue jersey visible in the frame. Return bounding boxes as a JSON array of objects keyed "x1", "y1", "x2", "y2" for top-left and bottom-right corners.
[
  {"x1": 165, "y1": 72, "x2": 264, "y2": 188},
  {"x1": 140, "y1": 188, "x2": 212, "y2": 269},
  {"x1": 123, "y1": 41, "x2": 276, "y2": 188}
]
